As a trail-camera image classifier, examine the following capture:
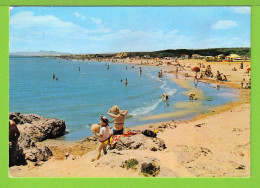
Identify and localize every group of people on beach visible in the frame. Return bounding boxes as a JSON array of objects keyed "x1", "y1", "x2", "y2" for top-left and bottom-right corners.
[{"x1": 92, "y1": 105, "x2": 128, "y2": 162}]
